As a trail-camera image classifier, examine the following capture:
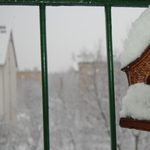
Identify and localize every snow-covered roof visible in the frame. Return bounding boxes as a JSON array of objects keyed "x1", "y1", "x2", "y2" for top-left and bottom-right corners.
[
  {"x1": 120, "y1": 8, "x2": 150, "y2": 68},
  {"x1": 120, "y1": 83, "x2": 150, "y2": 120},
  {"x1": 0, "y1": 27, "x2": 11, "y2": 65}
]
